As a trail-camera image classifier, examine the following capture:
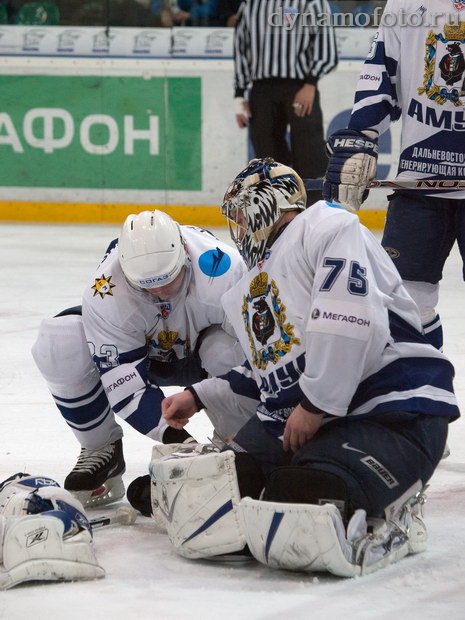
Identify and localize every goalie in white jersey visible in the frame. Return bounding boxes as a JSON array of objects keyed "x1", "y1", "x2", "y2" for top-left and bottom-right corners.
[
  {"x1": 158, "y1": 159, "x2": 460, "y2": 577},
  {"x1": 324, "y1": 0, "x2": 465, "y2": 351},
  {"x1": 32, "y1": 210, "x2": 250, "y2": 508}
]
